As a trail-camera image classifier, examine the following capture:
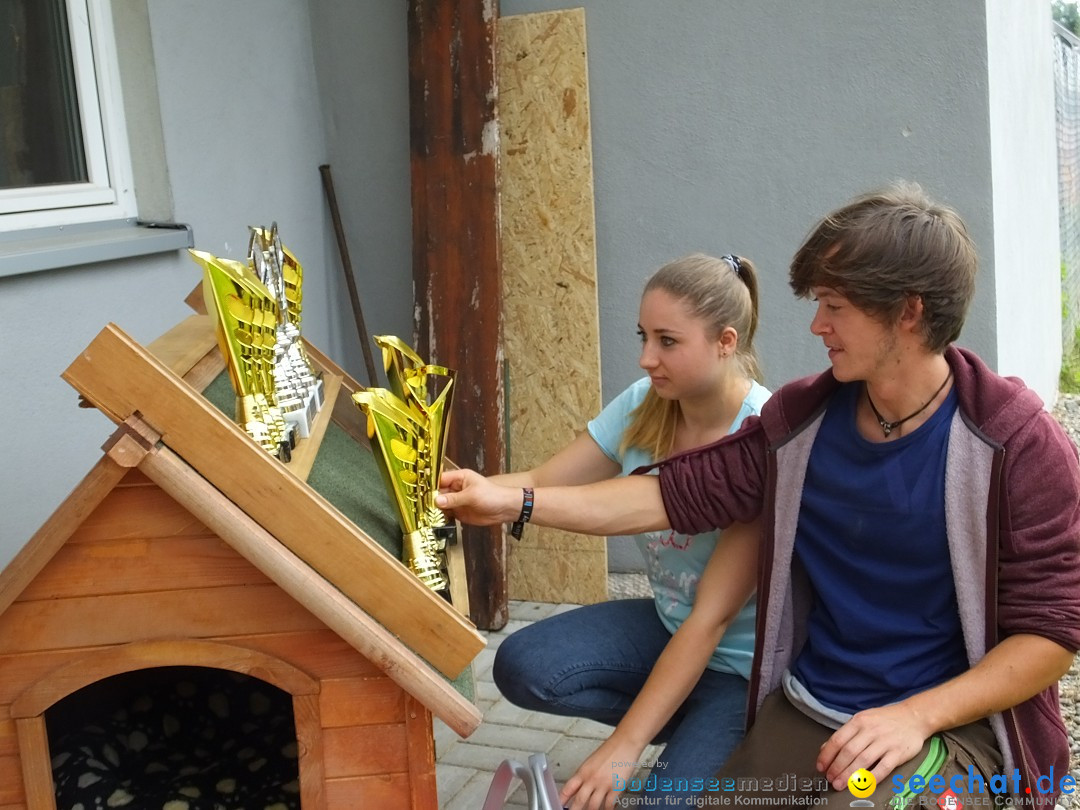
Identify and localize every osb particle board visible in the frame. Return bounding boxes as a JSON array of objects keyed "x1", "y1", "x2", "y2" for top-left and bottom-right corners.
[{"x1": 499, "y1": 8, "x2": 607, "y2": 604}]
